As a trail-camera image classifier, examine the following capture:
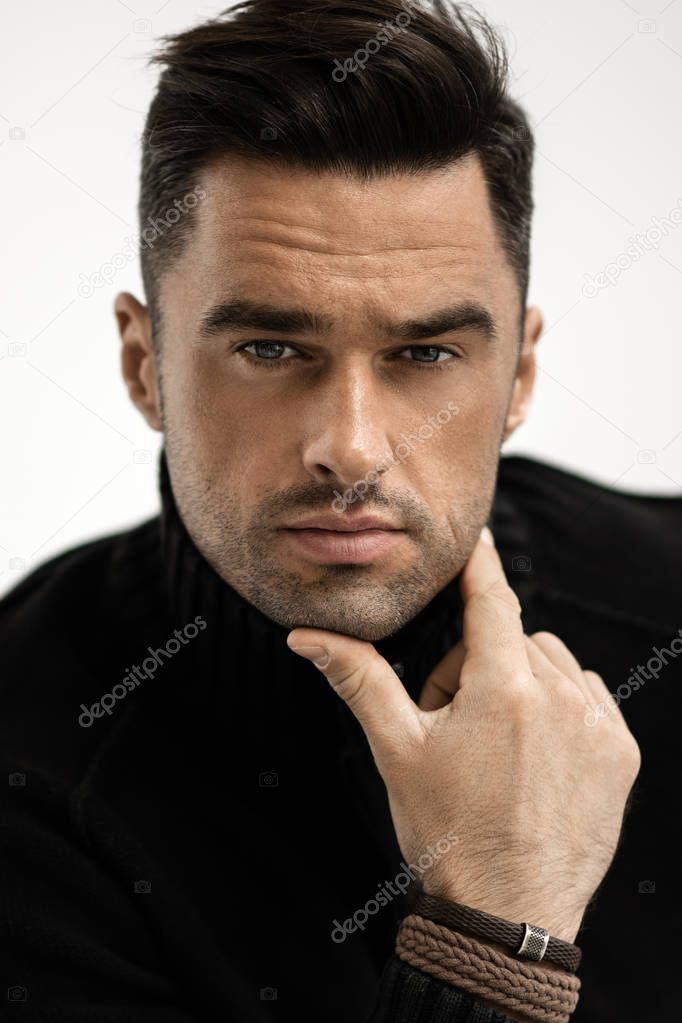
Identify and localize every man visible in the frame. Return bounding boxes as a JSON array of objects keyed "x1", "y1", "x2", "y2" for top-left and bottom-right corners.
[{"x1": 1, "y1": 1, "x2": 677, "y2": 1020}]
